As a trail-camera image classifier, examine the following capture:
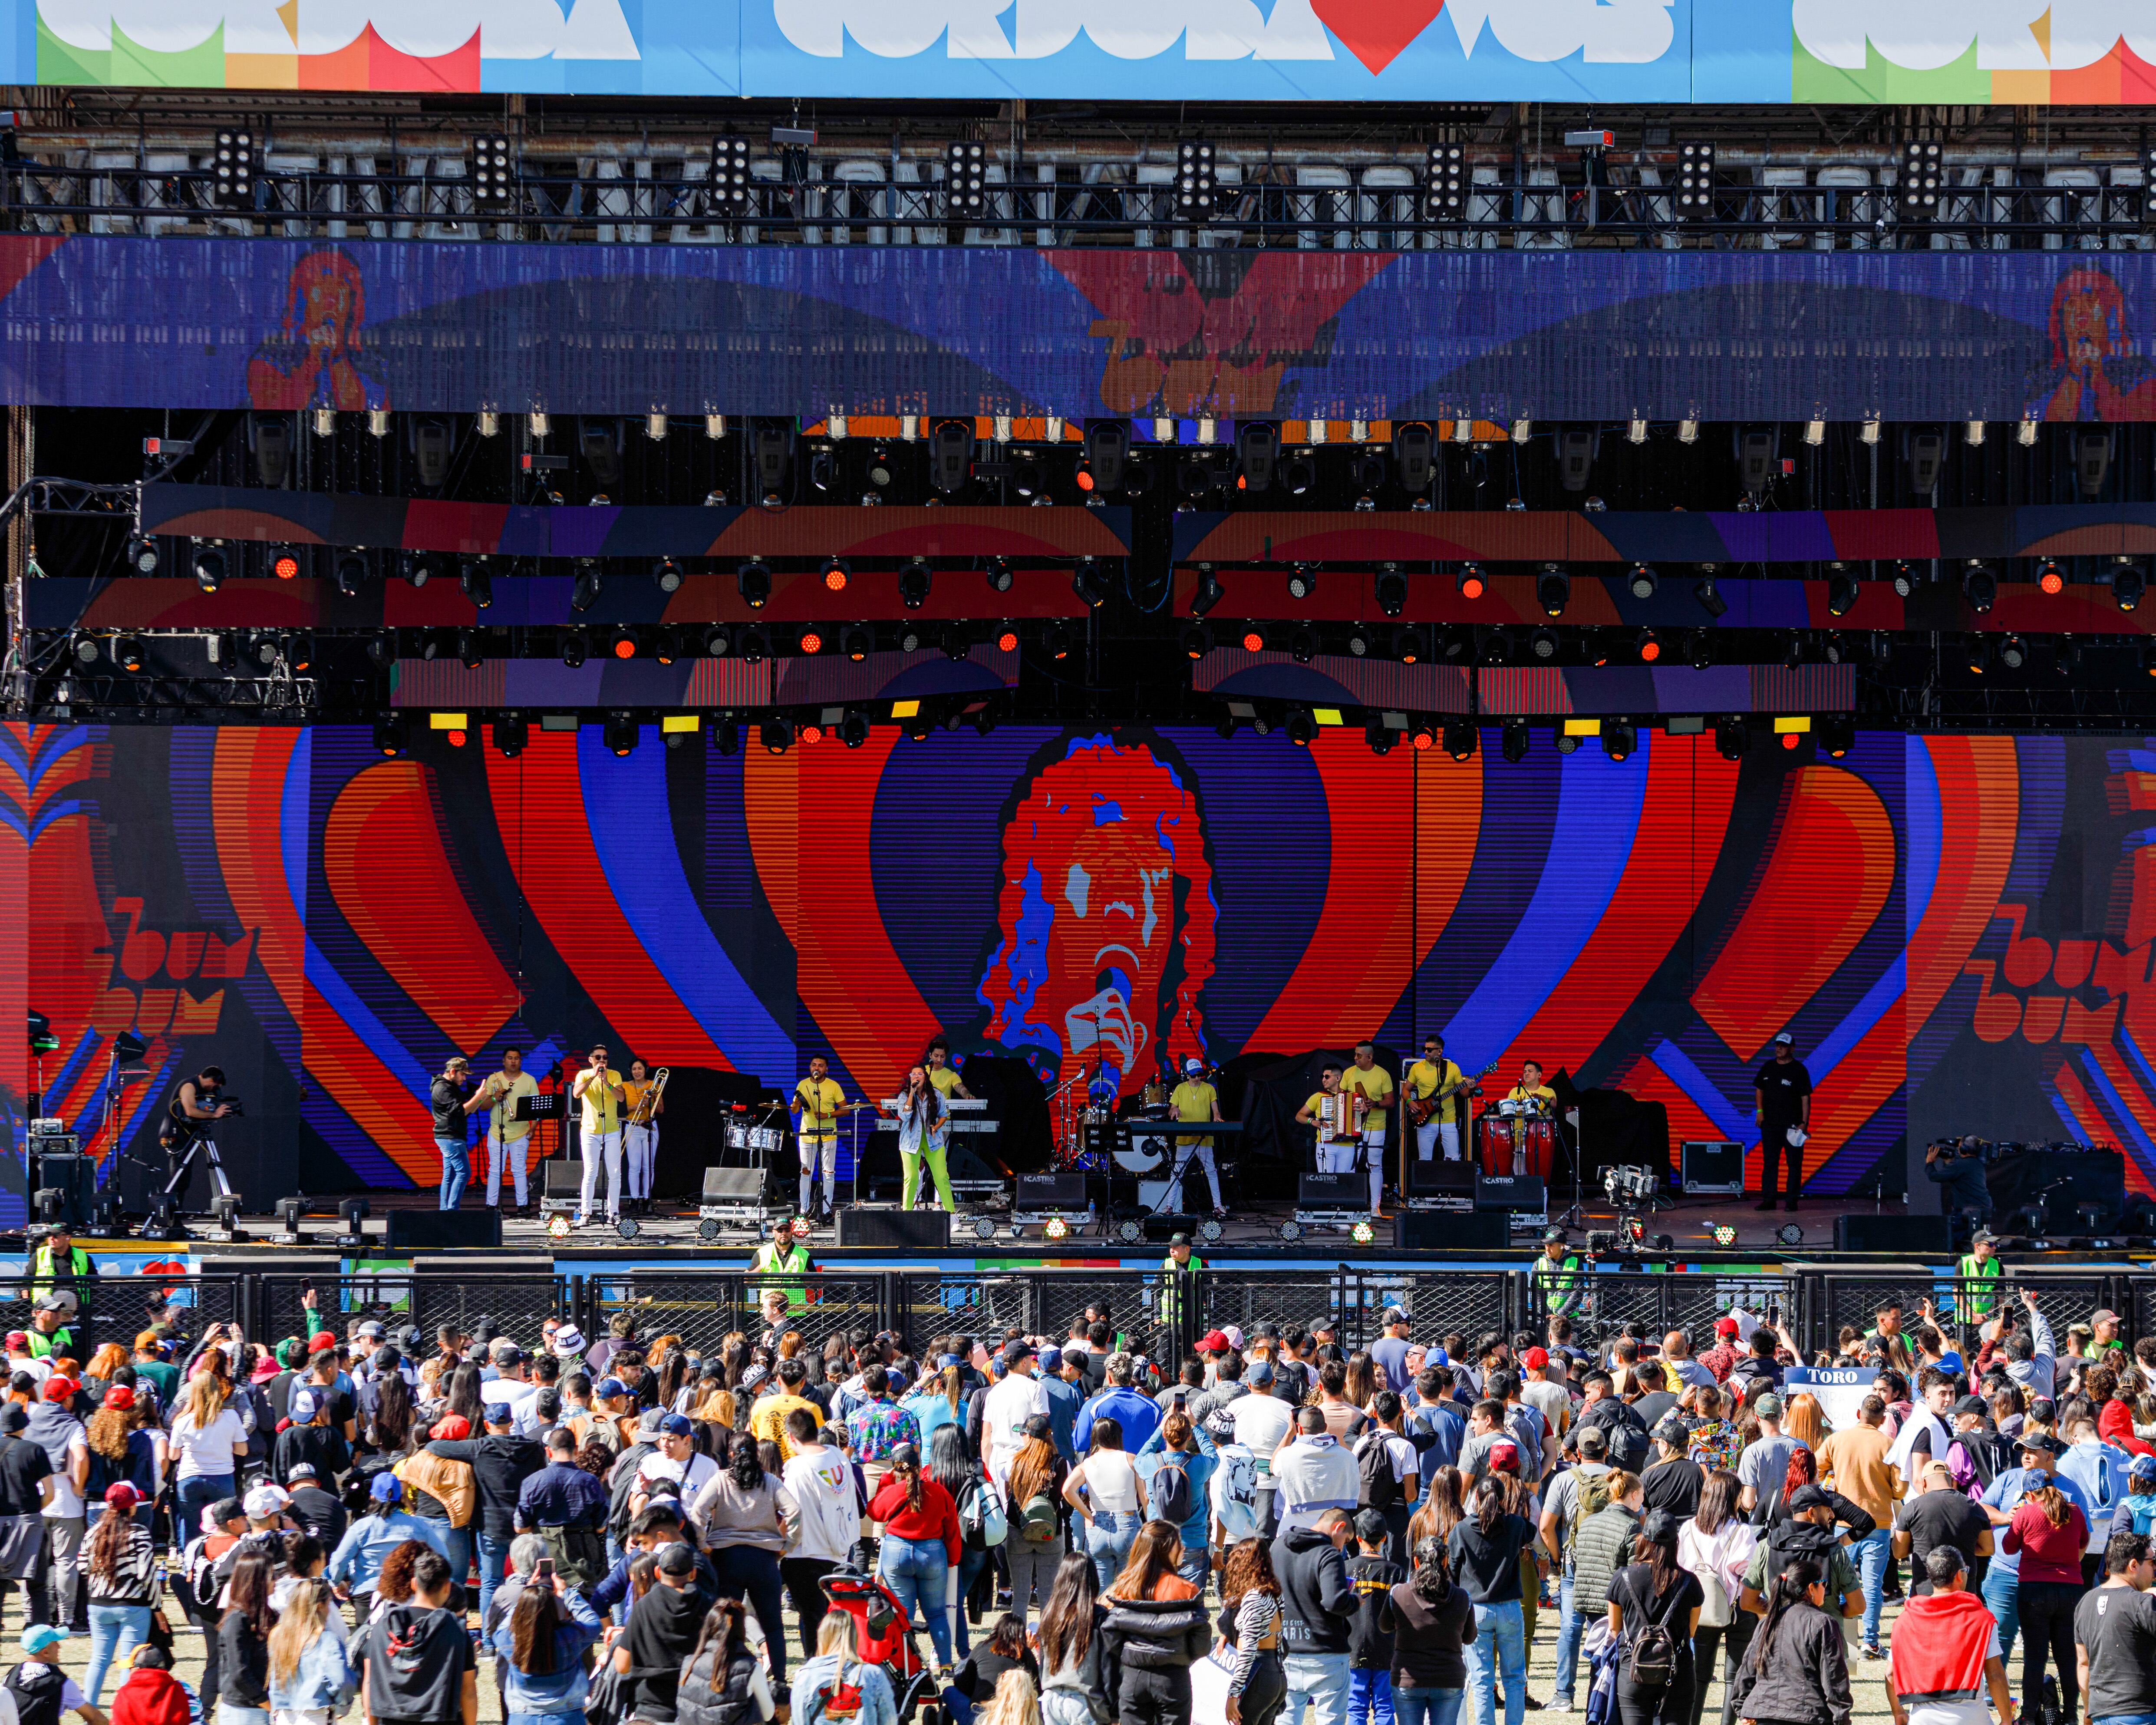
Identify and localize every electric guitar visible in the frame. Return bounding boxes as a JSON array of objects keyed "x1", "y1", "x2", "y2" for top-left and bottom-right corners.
[{"x1": 1408, "y1": 1056, "x2": 1500, "y2": 1125}]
